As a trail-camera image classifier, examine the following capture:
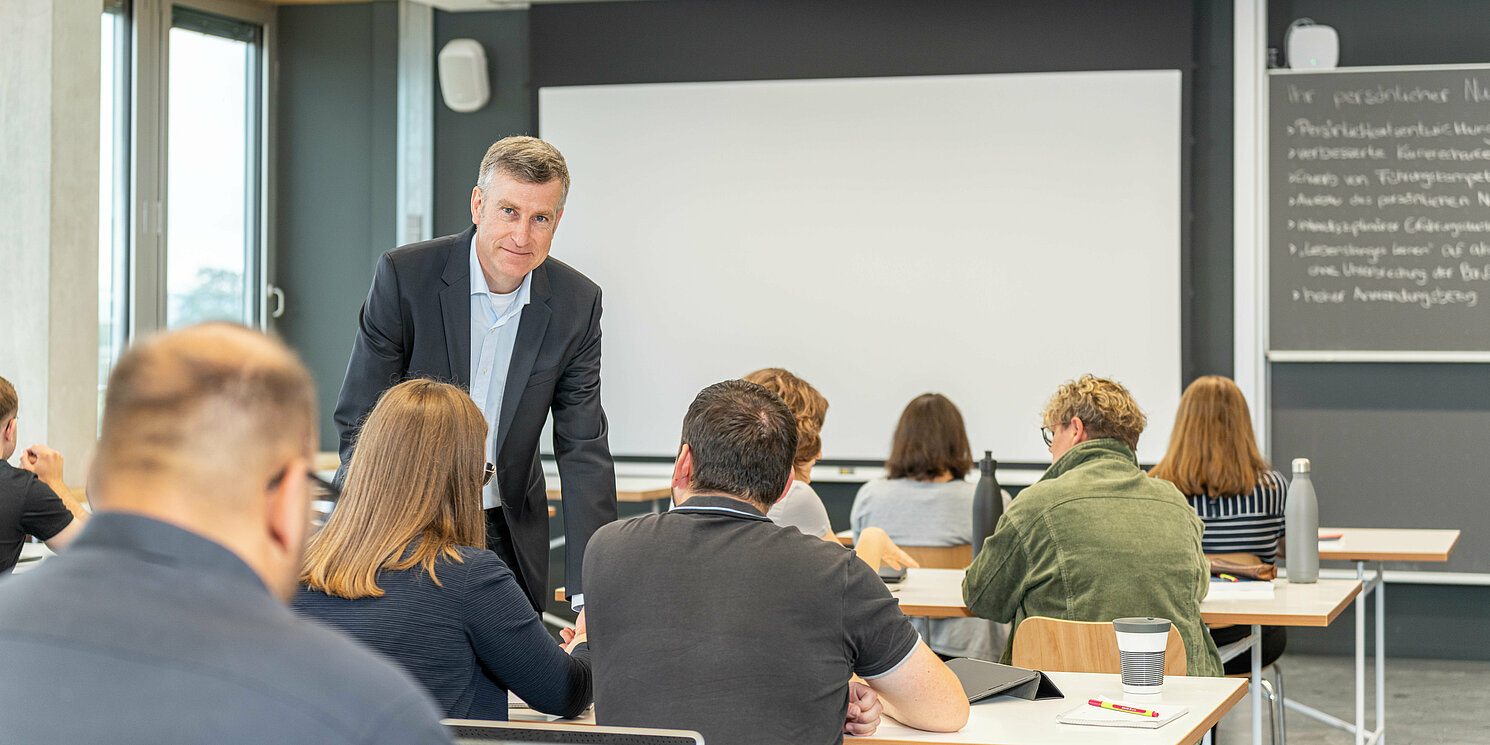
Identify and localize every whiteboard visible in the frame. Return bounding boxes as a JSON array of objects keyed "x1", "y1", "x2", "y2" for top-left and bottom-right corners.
[{"x1": 539, "y1": 70, "x2": 1182, "y2": 464}]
